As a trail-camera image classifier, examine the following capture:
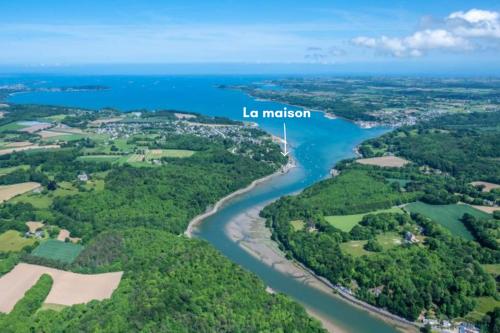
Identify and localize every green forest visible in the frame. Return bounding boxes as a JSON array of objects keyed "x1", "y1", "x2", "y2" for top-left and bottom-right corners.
[
  {"x1": 360, "y1": 112, "x2": 500, "y2": 183},
  {"x1": 262, "y1": 112, "x2": 500, "y2": 329},
  {"x1": 0, "y1": 104, "x2": 323, "y2": 333},
  {"x1": 0, "y1": 229, "x2": 325, "y2": 333}
]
